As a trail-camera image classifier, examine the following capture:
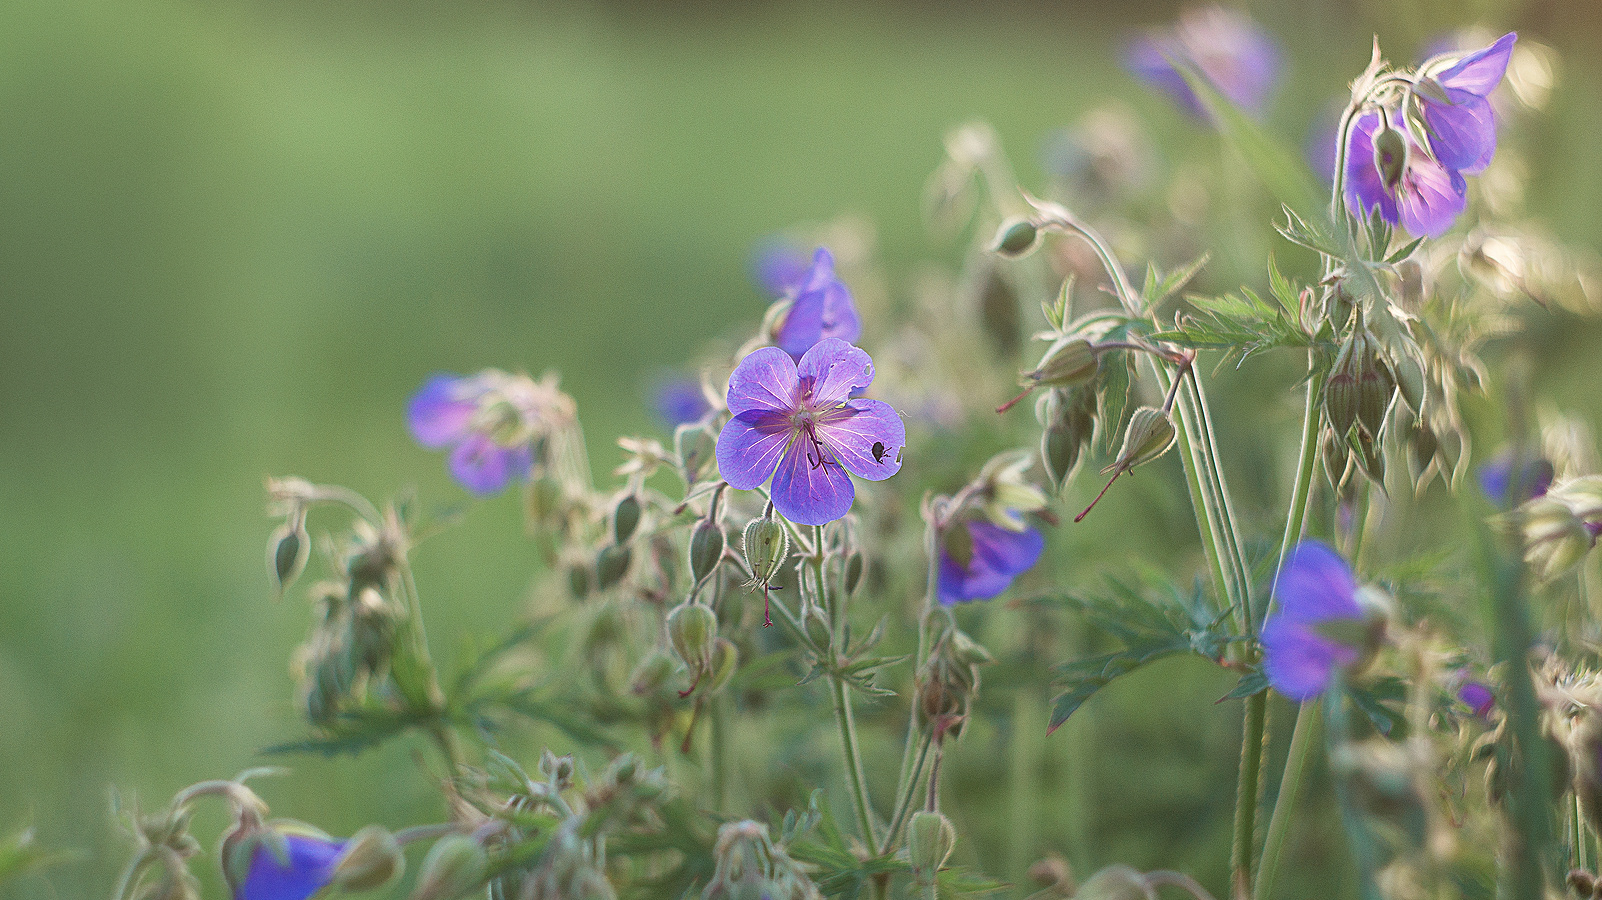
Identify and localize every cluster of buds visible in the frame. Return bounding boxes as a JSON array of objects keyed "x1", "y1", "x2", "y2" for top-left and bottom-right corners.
[
  {"x1": 702, "y1": 820, "x2": 822, "y2": 900},
  {"x1": 915, "y1": 625, "x2": 993, "y2": 738},
  {"x1": 1516, "y1": 476, "x2": 1602, "y2": 581},
  {"x1": 667, "y1": 600, "x2": 737, "y2": 697}
]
